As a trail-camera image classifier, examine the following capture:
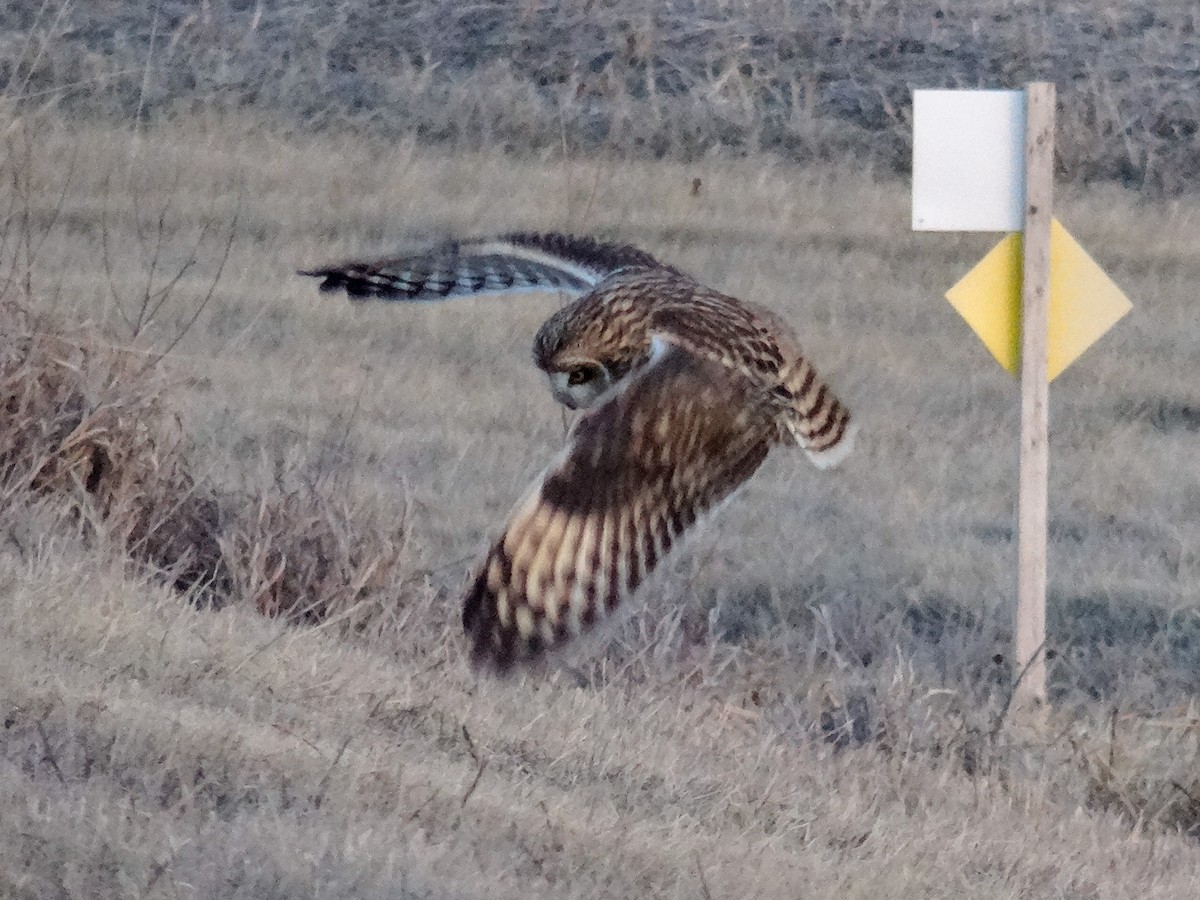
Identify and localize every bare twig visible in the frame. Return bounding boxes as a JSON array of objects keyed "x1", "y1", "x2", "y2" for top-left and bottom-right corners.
[
  {"x1": 3, "y1": 69, "x2": 146, "y2": 105},
  {"x1": 989, "y1": 638, "x2": 1049, "y2": 740},
  {"x1": 134, "y1": 0, "x2": 164, "y2": 133},
  {"x1": 140, "y1": 195, "x2": 241, "y2": 371},
  {"x1": 459, "y1": 724, "x2": 487, "y2": 807},
  {"x1": 99, "y1": 174, "x2": 135, "y2": 331},
  {"x1": 131, "y1": 166, "x2": 183, "y2": 336},
  {"x1": 35, "y1": 720, "x2": 67, "y2": 785},
  {"x1": 10, "y1": 1, "x2": 74, "y2": 101},
  {"x1": 313, "y1": 691, "x2": 394, "y2": 807}
]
